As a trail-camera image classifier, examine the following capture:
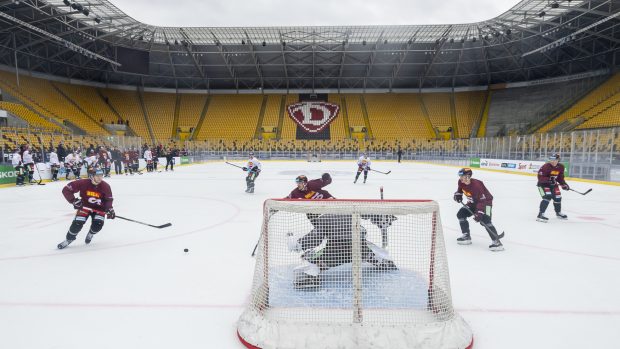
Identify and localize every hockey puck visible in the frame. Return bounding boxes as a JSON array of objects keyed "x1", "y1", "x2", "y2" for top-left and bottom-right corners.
[{"x1": 184, "y1": 248, "x2": 189, "y2": 253}]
